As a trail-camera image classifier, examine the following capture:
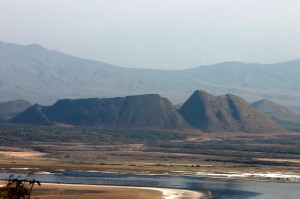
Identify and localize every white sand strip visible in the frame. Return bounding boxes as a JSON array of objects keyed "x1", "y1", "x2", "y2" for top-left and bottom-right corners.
[
  {"x1": 140, "y1": 187, "x2": 205, "y2": 199},
  {"x1": 194, "y1": 171, "x2": 300, "y2": 181}
]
